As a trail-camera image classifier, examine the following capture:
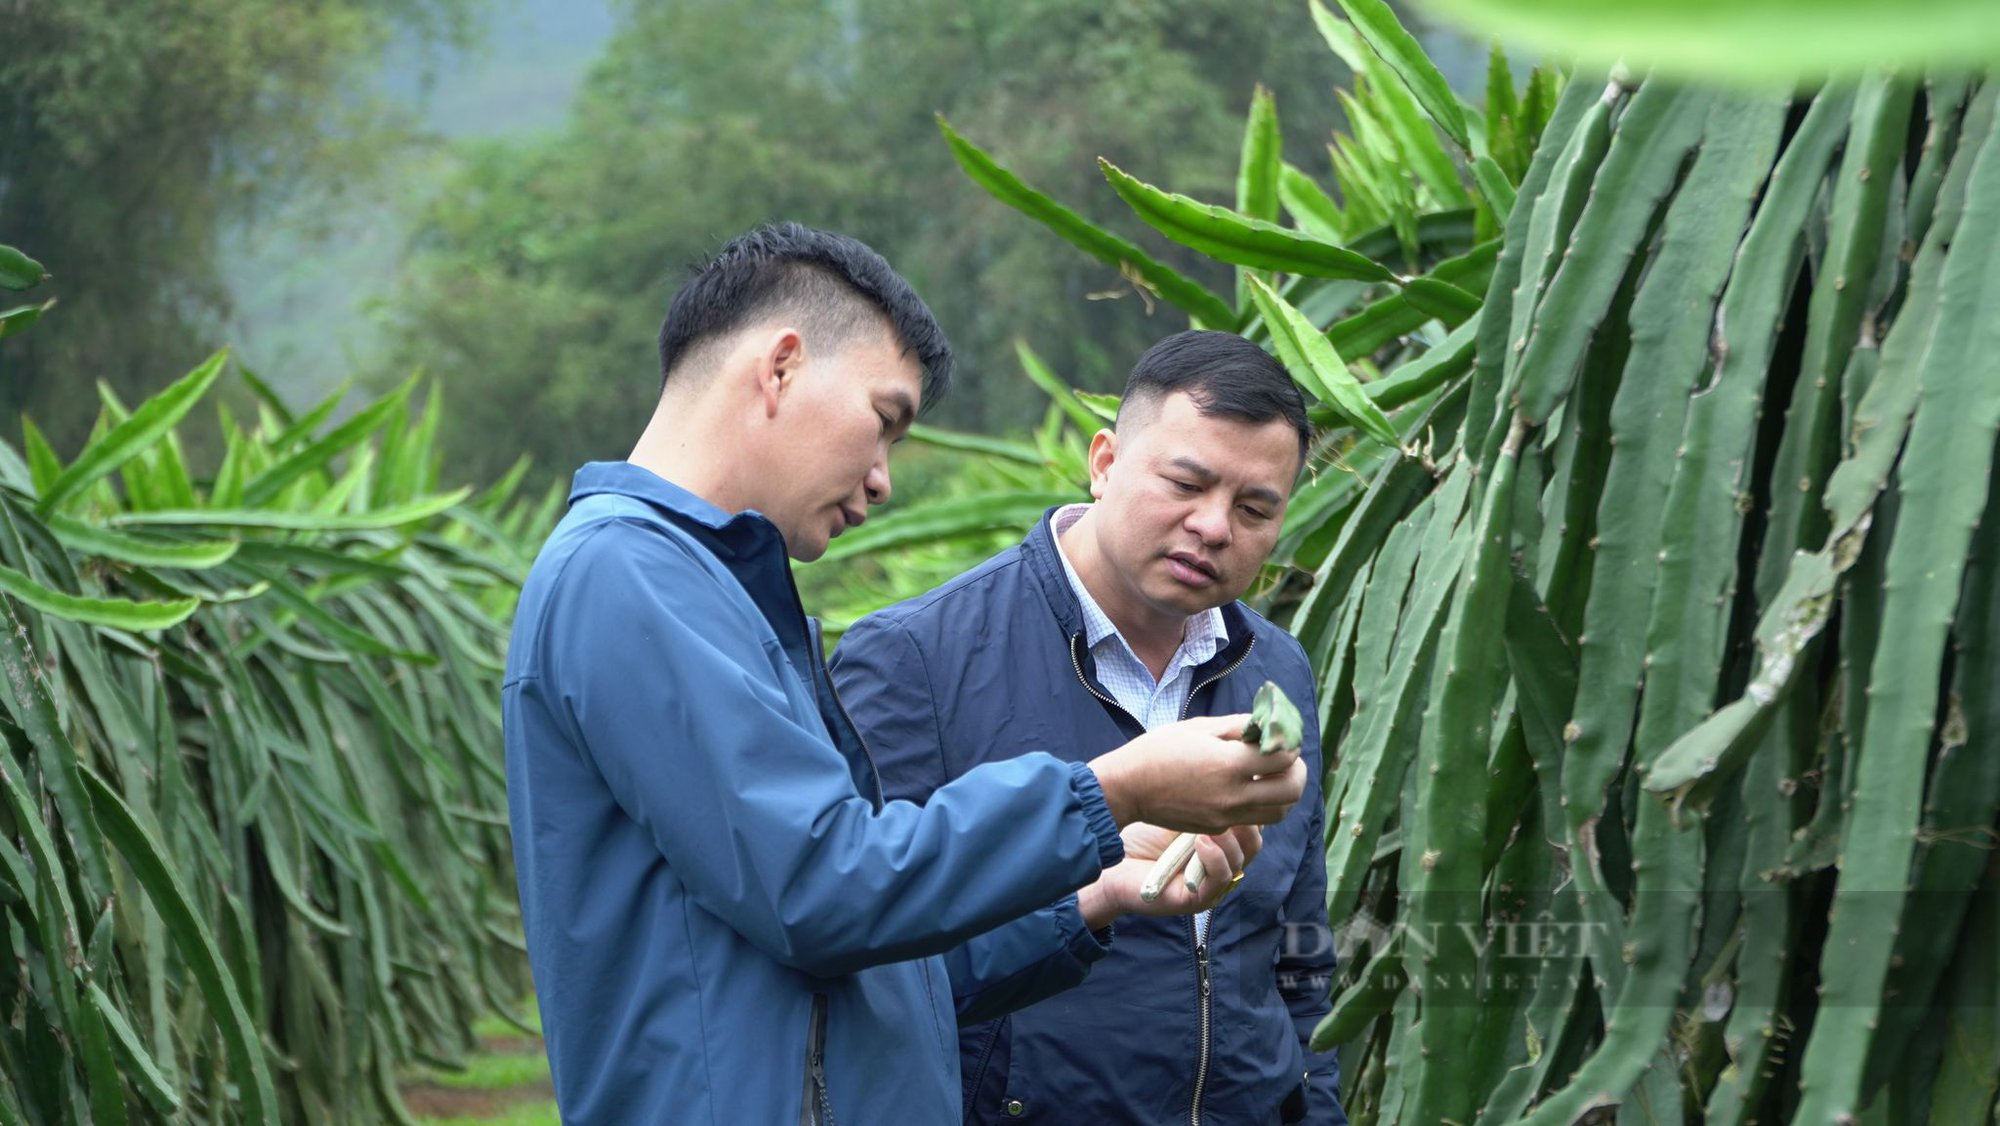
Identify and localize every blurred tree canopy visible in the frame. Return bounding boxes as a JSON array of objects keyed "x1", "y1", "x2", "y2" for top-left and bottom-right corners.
[
  {"x1": 0, "y1": 0, "x2": 474, "y2": 453},
  {"x1": 377, "y1": 0, "x2": 1354, "y2": 486}
]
